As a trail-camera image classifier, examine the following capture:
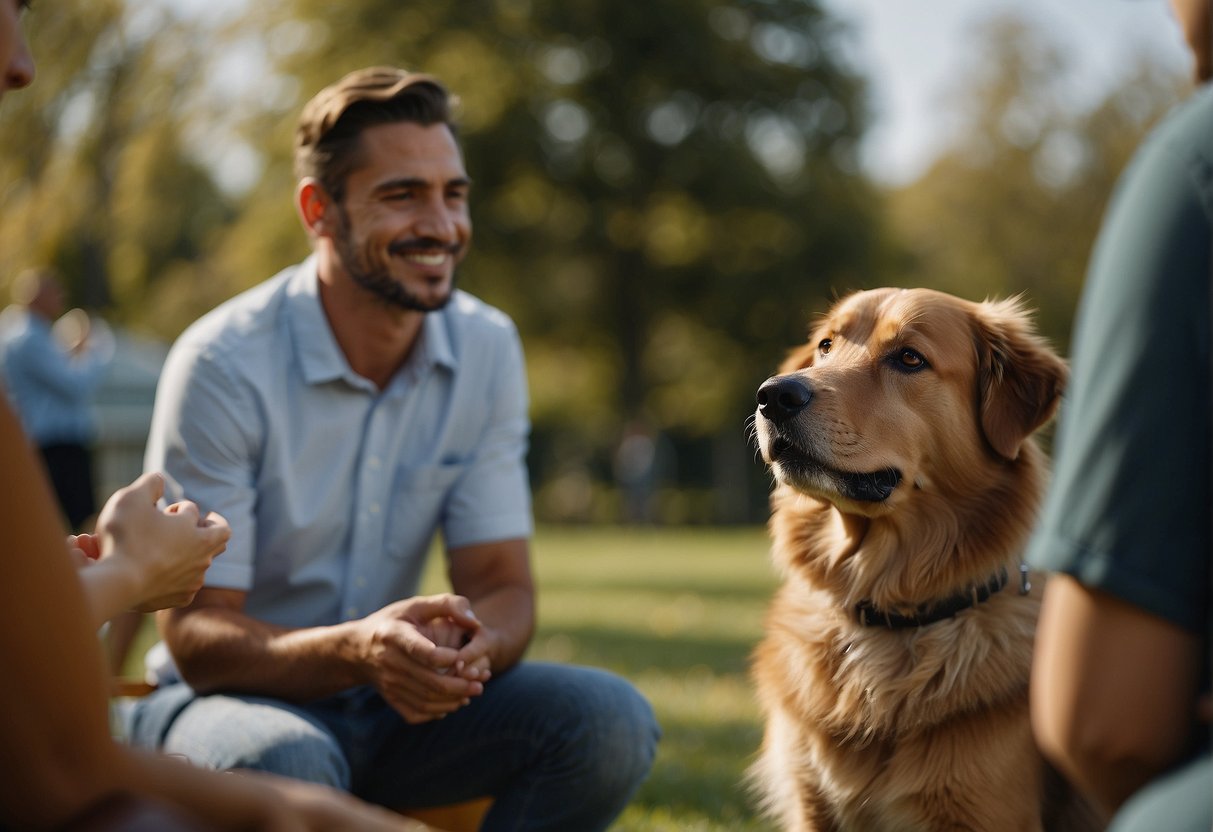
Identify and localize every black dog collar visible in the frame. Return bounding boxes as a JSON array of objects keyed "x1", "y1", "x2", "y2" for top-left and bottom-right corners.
[{"x1": 855, "y1": 566, "x2": 1016, "y2": 629}]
